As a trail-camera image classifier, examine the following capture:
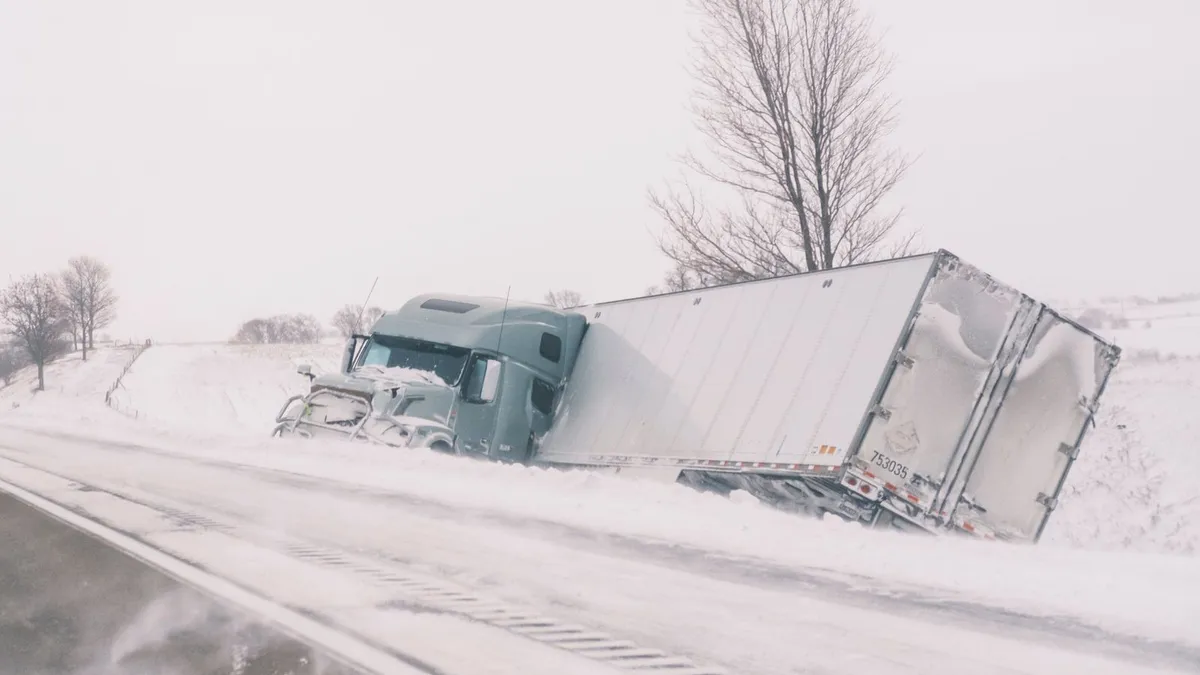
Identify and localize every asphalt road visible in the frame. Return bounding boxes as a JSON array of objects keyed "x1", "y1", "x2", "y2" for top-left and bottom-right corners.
[{"x1": 0, "y1": 490, "x2": 364, "y2": 675}]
